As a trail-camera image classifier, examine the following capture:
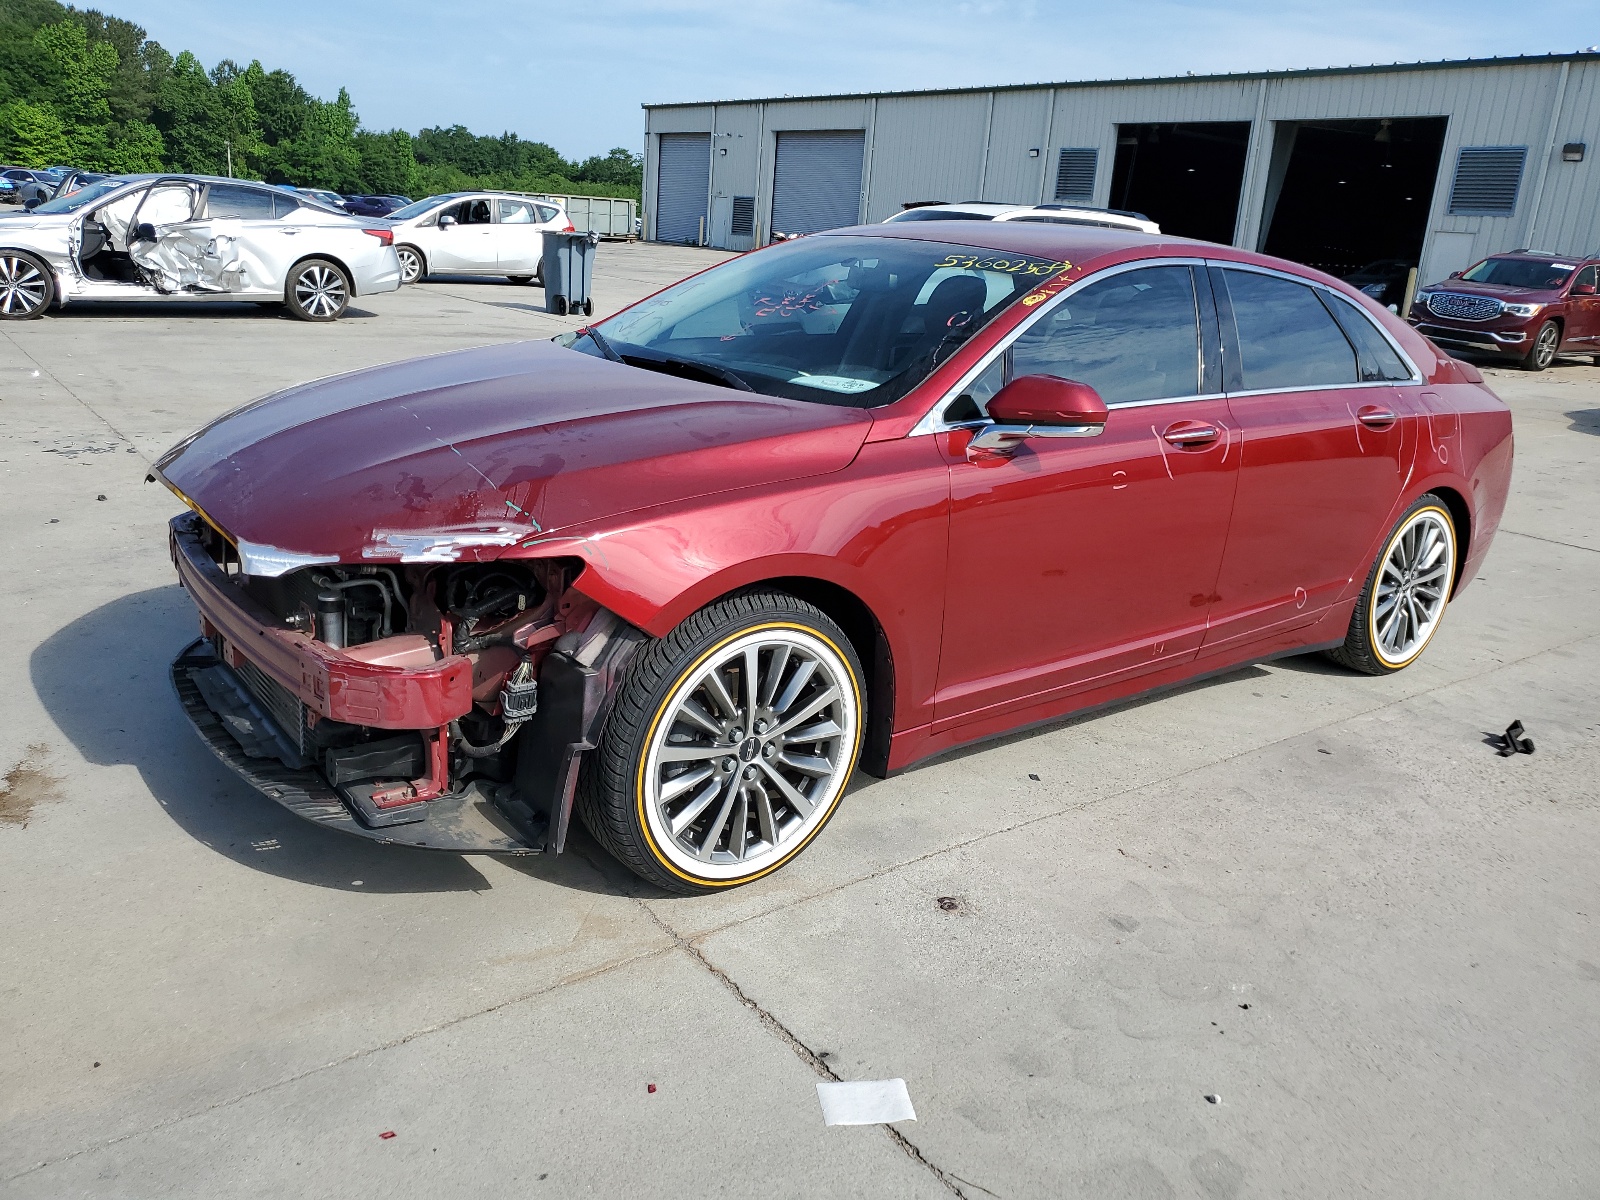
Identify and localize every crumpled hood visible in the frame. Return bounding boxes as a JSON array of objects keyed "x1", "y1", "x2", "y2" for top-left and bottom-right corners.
[{"x1": 156, "y1": 340, "x2": 872, "y2": 564}]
